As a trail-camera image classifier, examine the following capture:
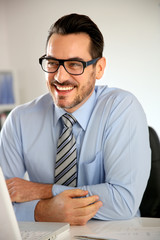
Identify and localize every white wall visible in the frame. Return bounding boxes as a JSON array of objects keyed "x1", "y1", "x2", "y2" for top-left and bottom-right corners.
[
  {"x1": 1, "y1": 0, "x2": 160, "y2": 136},
  {"x1": 0, "y1": 0, "x2": 11, "y2": 68}
]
